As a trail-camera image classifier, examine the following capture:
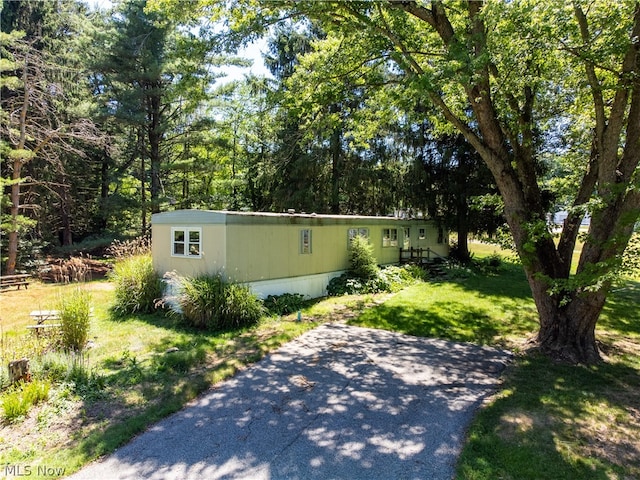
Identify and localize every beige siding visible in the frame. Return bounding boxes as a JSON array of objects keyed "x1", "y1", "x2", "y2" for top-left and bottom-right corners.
[
  {"x1": 152, "y1": 223, "x2": 226, "y2": 278},
  {"x1": 226, "y1": 224, "x2": 350, "y2": 282},
  {"x1": 151, "y1": 211, "x2": 449, "y2": 291}
]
